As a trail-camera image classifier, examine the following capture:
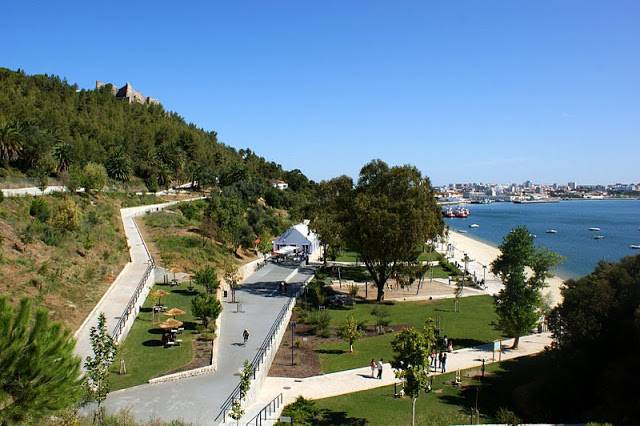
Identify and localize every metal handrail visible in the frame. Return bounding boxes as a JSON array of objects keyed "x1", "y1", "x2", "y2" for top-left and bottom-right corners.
[
  {"x1": 214, "y1": 299, "x2": 294, "y2": 423},
  {"x1": 111, "y1": 213, "x2": 156, "y2": 342},
  {"x1": 245, "y1": 393, "x2": 283, "y2": 426}
]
